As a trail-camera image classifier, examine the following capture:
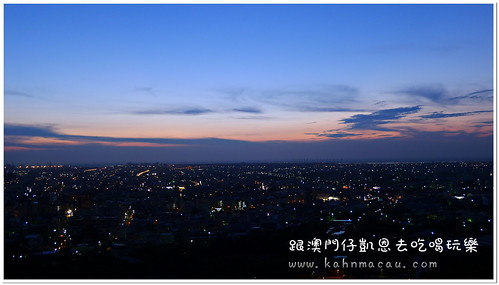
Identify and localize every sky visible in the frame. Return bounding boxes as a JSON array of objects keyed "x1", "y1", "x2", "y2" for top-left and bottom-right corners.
[{"x1": 4, "y1": 4, "x2": 494, "y2": 164}]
